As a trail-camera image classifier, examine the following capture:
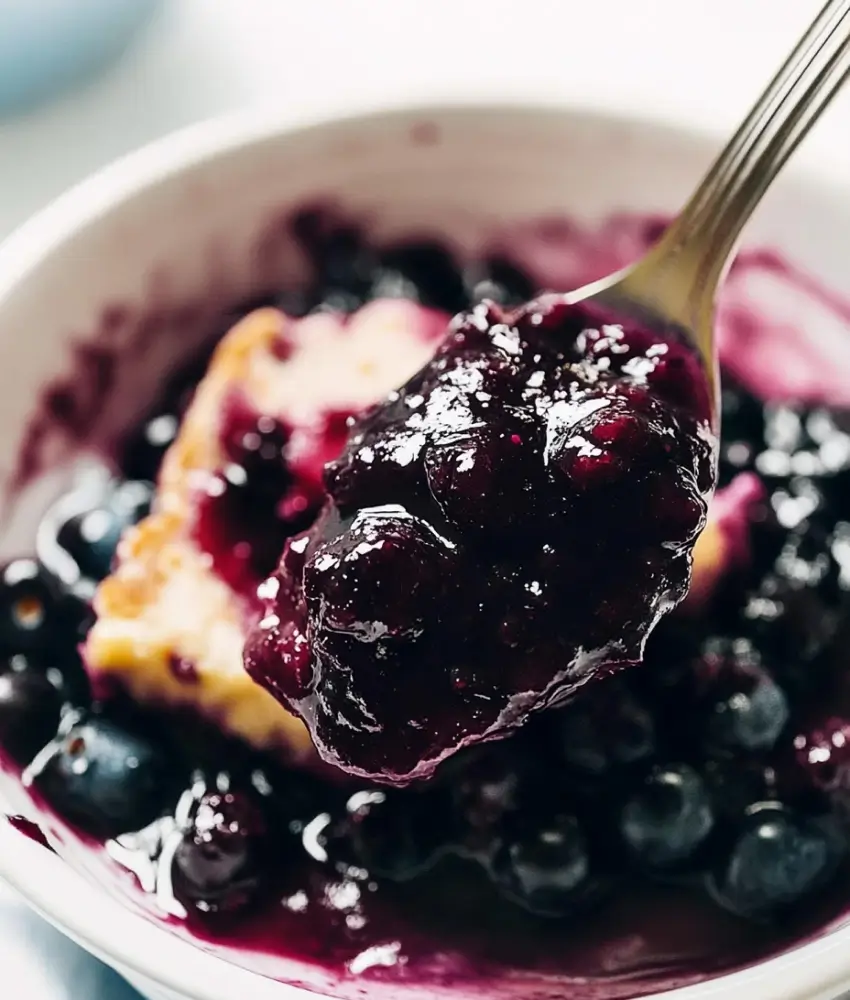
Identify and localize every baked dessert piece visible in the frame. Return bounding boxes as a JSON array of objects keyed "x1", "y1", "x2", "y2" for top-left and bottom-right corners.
[{"x1": 84, "y1": 299, "x2": 447, "y2": 758}]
